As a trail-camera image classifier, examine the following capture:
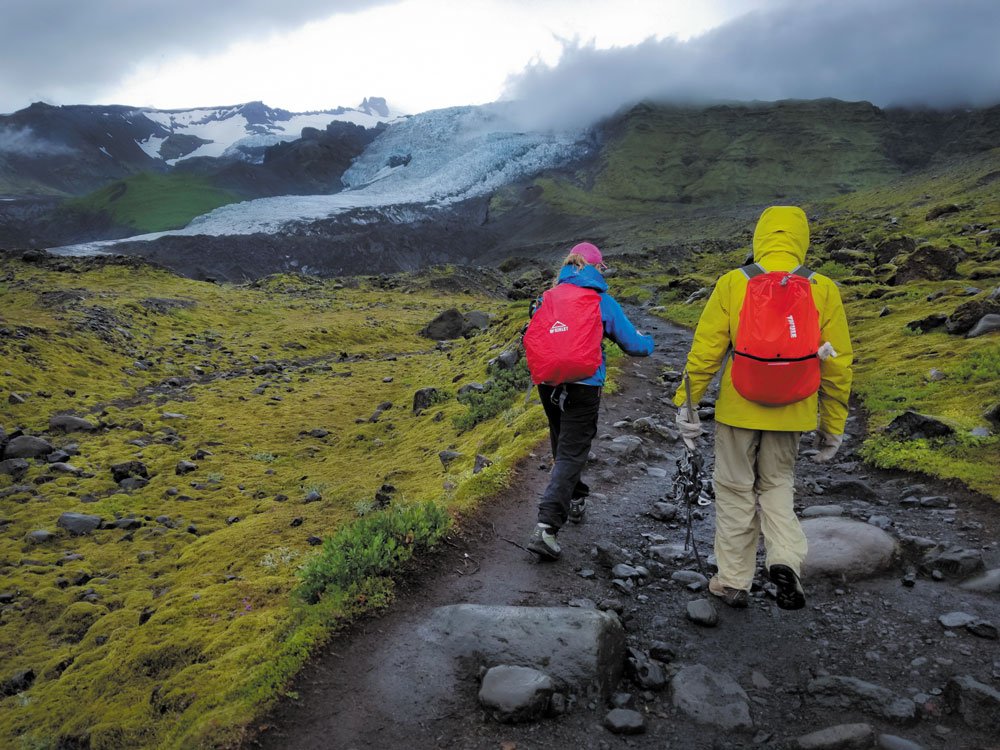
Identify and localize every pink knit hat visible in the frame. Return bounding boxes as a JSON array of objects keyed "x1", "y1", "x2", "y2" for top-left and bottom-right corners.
[{"x1": 570, "y1": 242, "x2": 605, "y2": 268}]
